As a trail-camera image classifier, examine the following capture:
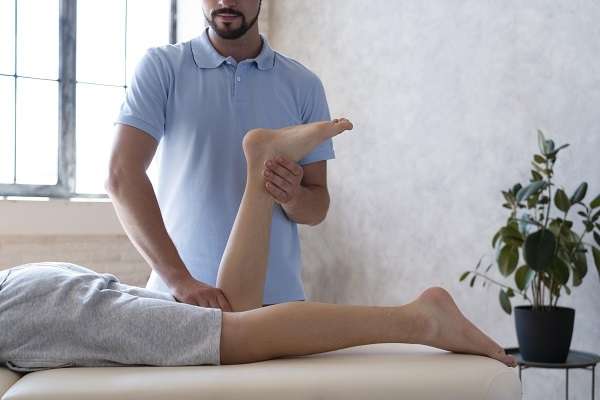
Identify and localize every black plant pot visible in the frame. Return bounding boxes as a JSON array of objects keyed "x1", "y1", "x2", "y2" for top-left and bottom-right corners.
[{"x1": 514, "y1": 305, "x2": 575, "y2": 363}]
